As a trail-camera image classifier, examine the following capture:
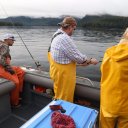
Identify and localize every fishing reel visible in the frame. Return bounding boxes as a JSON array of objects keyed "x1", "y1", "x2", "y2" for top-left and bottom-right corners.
[
  {"x1": 36, "y1": 61, "x2": 43, "y2": 71},
  {"x1": 36, "y1": 61, "x2": 41, "y2": 67}
]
